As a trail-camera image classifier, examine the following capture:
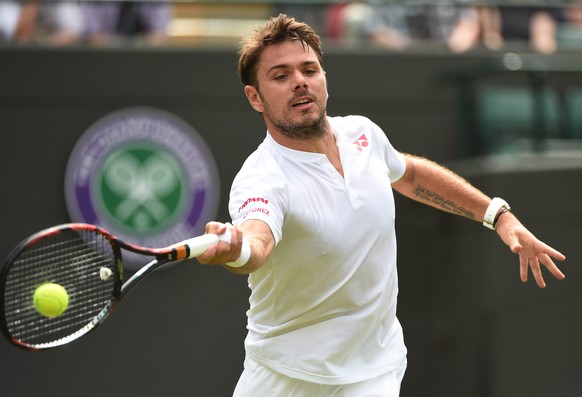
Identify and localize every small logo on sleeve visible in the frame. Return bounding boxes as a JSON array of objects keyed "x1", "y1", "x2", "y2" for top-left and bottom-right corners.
[{"x1": 238, "y1": 197, "x2": 269, "y2": 213}]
